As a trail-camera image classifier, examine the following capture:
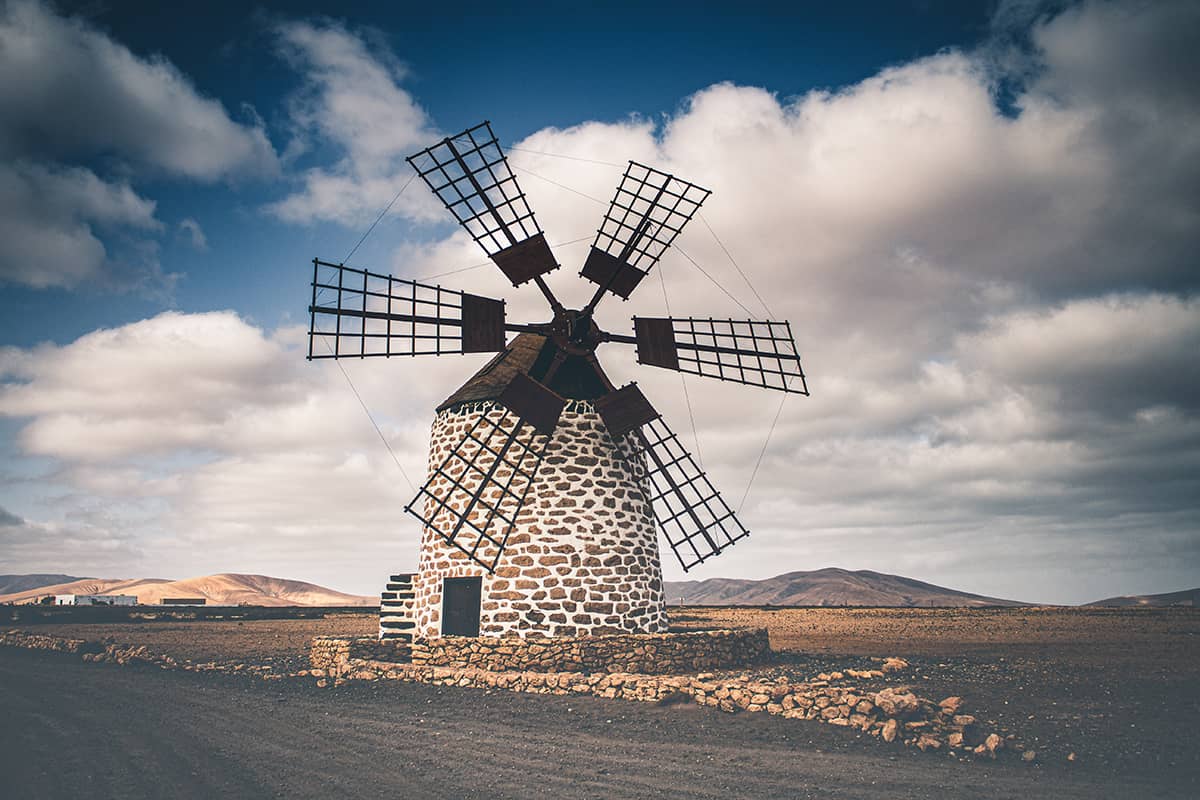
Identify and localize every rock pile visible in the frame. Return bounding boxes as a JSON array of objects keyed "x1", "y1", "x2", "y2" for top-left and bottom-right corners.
[
  {"x1": 1, "y1": 628, "x2": 284, "y2": 679},
  {"x1": 304, "y1": 649, "x2": 1004, "y2": 757},
  {"x1": 1, "y1": 629, "x2": 102, "y2": 655}
]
